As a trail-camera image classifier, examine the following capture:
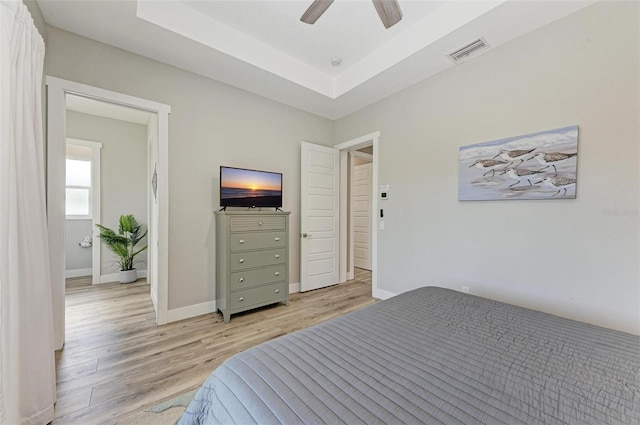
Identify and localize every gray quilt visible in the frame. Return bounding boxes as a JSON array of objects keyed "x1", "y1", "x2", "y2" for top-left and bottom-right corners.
[{"x1": 179, "y1": 287, "x2": 640, "y2": 424}]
